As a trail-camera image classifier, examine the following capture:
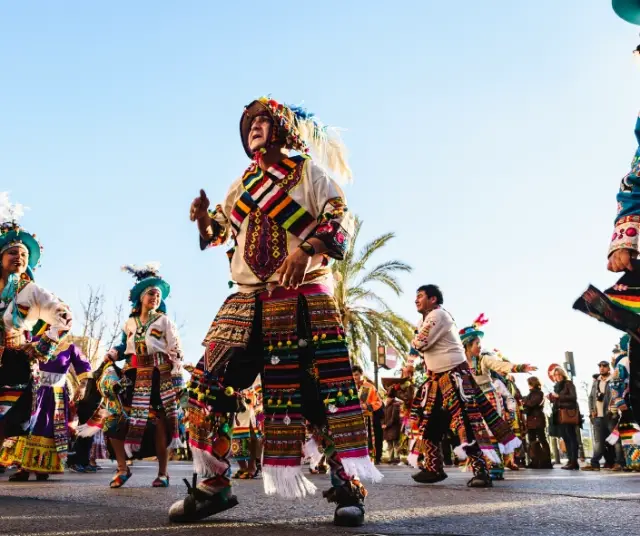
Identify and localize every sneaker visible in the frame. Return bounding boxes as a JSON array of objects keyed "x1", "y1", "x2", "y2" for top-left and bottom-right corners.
[{"x1": 69, "y1": 464, "x2": 87, "y2": 473}]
